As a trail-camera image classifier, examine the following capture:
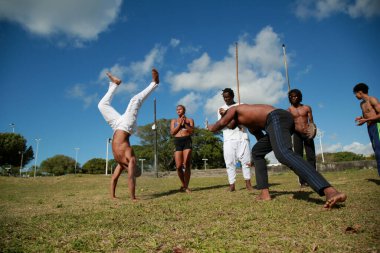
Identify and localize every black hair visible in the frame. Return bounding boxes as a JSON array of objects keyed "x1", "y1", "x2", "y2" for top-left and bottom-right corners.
[
  {"x1": 177, "y1": 104, "x2": 186, "y2": 113},
  {"x1": 353, "y1": 83, "x2": 368, "y2": 94},
  {"x1": 222, "y1": 88, "x2": 234, "y2": 97},
  {"x1": 288, "y1": 89, "x2": 303, "y2": 103}
]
